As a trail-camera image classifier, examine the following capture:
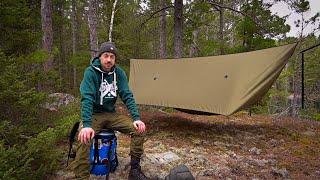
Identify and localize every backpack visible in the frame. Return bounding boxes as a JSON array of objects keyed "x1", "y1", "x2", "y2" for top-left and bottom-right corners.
[
  {"x1": 67, "y1": 122, "x2": 118, "y2": 176},
  {"x1": 67, "y1": 121, "x2": 80, "y2": 166},
  {"x1": 90, "y1": 130, "x2": 118, "y2": 176}
]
